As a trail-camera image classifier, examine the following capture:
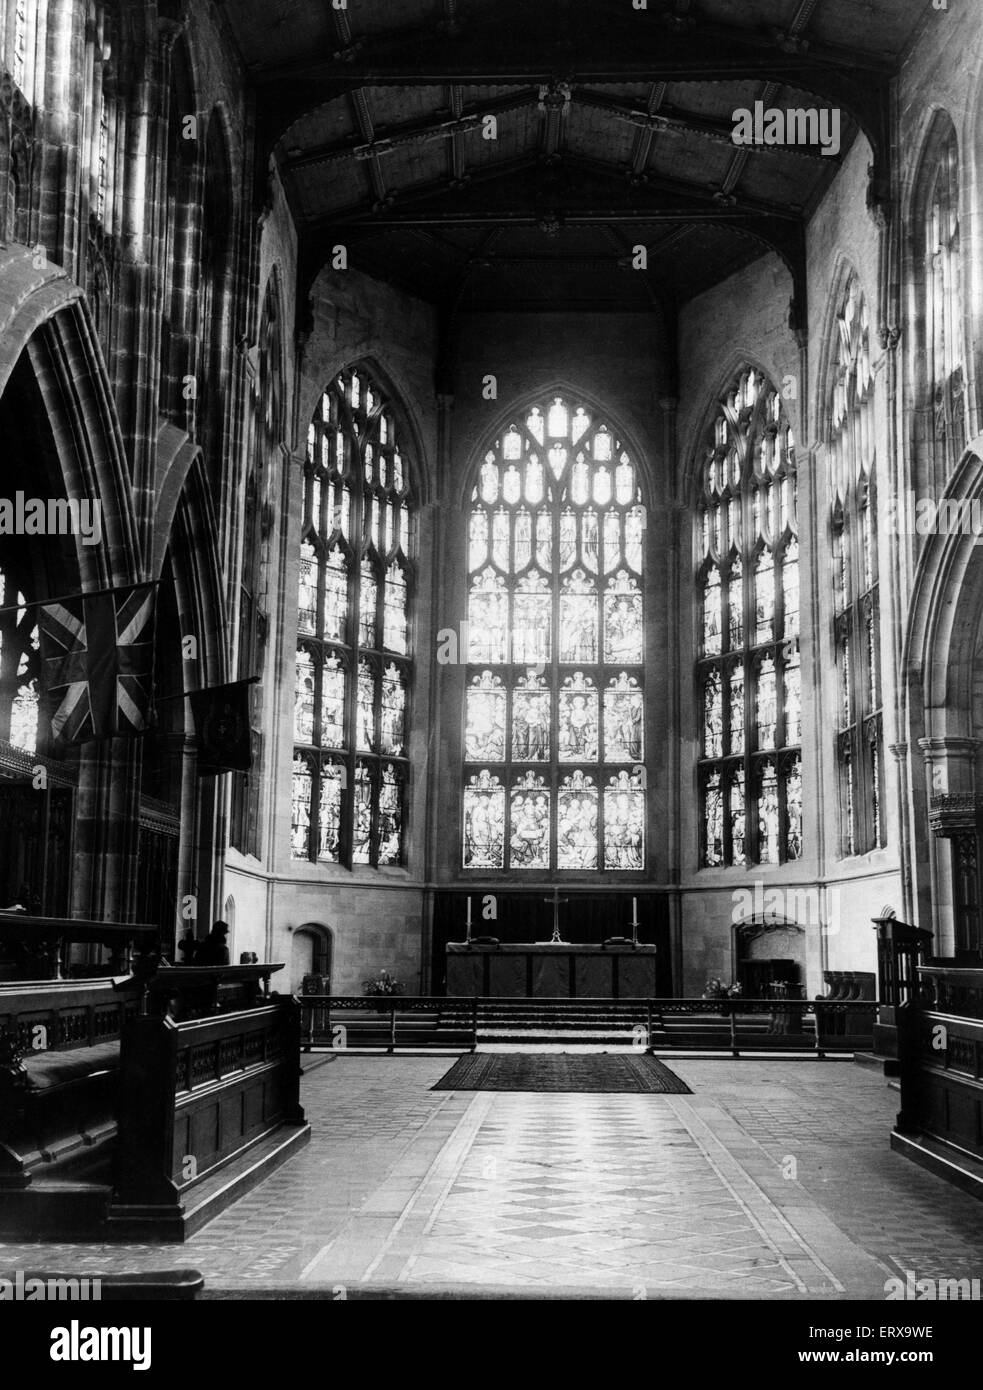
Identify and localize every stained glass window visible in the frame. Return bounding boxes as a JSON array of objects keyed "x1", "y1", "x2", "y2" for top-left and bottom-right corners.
[
  {"x1": 292, "y1": 368, "x2": 412, "y2": 865},
  {"x1": 462, "y1": 396, "x2": 646, "y2": 872},
  {"x1": 0, "y1": 566, "x2": 42, "y2": 756},
  {"x1": 463, "y1": 770, "x2": 505, "y2": 869},
  {"x1": 830, "y1": 279, "x2": 883, "y2": 855},
  {"x1": 697, "y1": 367, "x2": 801, "y2": 866},
  {"x1": 924, "y1": 126, "x2": 965, "y2": 470},
  {"x1": 96, "y1": 92, "x2": 110, "y2": 223},
  {"x1": 11, "y1": 0, "x2": 29, "y2": 91}
]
